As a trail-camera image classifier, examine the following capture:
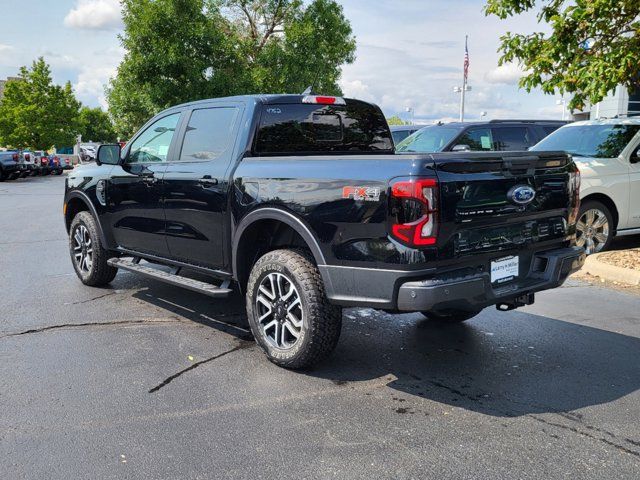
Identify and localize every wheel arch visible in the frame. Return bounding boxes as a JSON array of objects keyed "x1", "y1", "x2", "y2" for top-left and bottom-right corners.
[
  {"x1": 581, "y1": 193, "x2": 619, "y2": 233},
  {"x1": 232, "y1": 208, "x2": 327, "y2": 290},
  {"x1": 64, "y1": 192, "x2": 109, "y2": 247}
]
